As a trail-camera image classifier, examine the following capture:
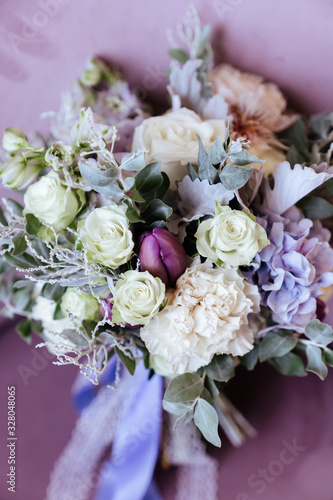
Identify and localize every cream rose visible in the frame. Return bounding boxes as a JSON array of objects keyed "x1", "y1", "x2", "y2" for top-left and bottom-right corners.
[
  {"x1": 61, "y1": 288, "x2": 101, "y2": 322},
  {"x1": 78, "y1": 205, "x2": 134, "y2": 268},
  {"x1": 23, "y1": 171, "x2": 84, "y2": 230},
  {"x1": 112, "y1": 270, "x2": 165, "y2": 326},
  {"x1": 195, "y1": 204, "x2": 269, "y2": 266},
  {"x1": 140, "y1": 262, "x2": 260, "y2": 374},
  {"x1": 131, "y1": 107, "x2": 226, "y2": 186}
]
